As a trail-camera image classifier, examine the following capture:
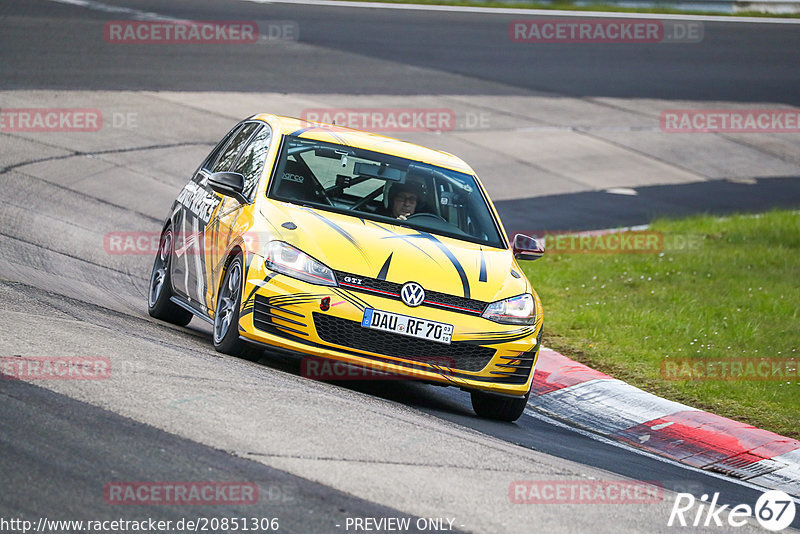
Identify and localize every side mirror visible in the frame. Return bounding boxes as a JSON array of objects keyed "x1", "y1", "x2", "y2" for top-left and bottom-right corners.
[
  {"x1": 208, "y1": 172, "x2": 247, "y2": 204},
  {"x1": 512, "y1": 233, "x2": 544, "y2": 261}
]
